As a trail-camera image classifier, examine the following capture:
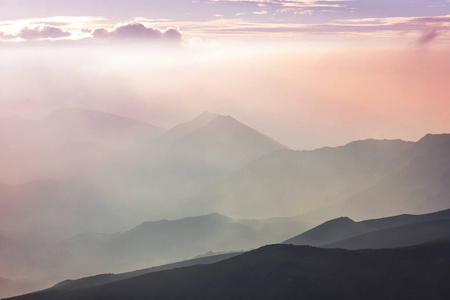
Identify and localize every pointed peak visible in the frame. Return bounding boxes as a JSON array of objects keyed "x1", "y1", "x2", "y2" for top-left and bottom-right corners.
[
  {"x1": 409, "y1": 133, "x2": 450, "y2": 156},
  {"x1": 416, "y1": 133, "x2": 450, "y2": 144},
  {"x1": 206, "y1": 114, "x2": 246, "y2": 128},
  {"x1": 192, "y1": 111, "x2": 221, "y2": 125},
  {"x1": 198, "y1": 111, "x2": 220, "y2": 118}
]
